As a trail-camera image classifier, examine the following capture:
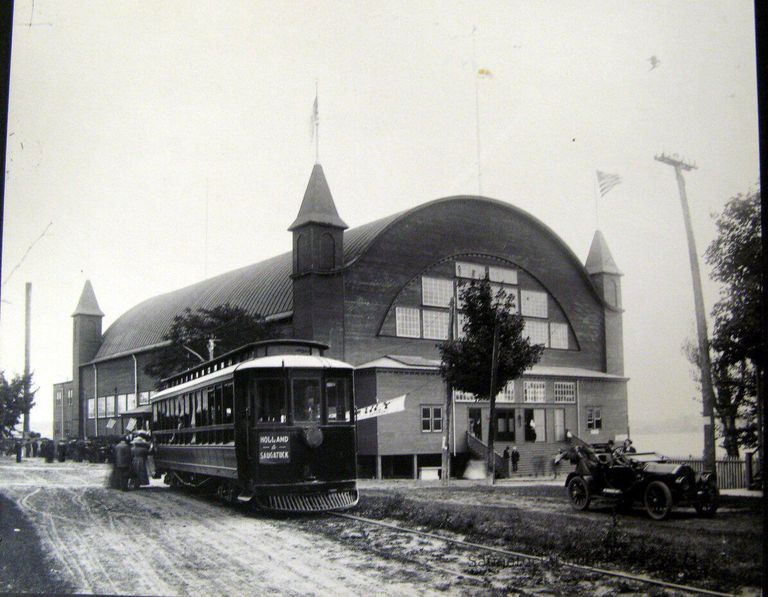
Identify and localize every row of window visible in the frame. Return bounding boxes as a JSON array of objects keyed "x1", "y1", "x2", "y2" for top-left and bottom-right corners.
[
  {"x1": 55, "y1": 389, "x2": 74, "y2": 406},
  {"x1": 452, "y1": 380, "x2": 577, "y2": 404},
  {"x1": 153, "y1": 383, "x2": 235, "y2": 444},
  {"x1": 87, "y1": 392, "x2": 153, "y2": 419}
]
